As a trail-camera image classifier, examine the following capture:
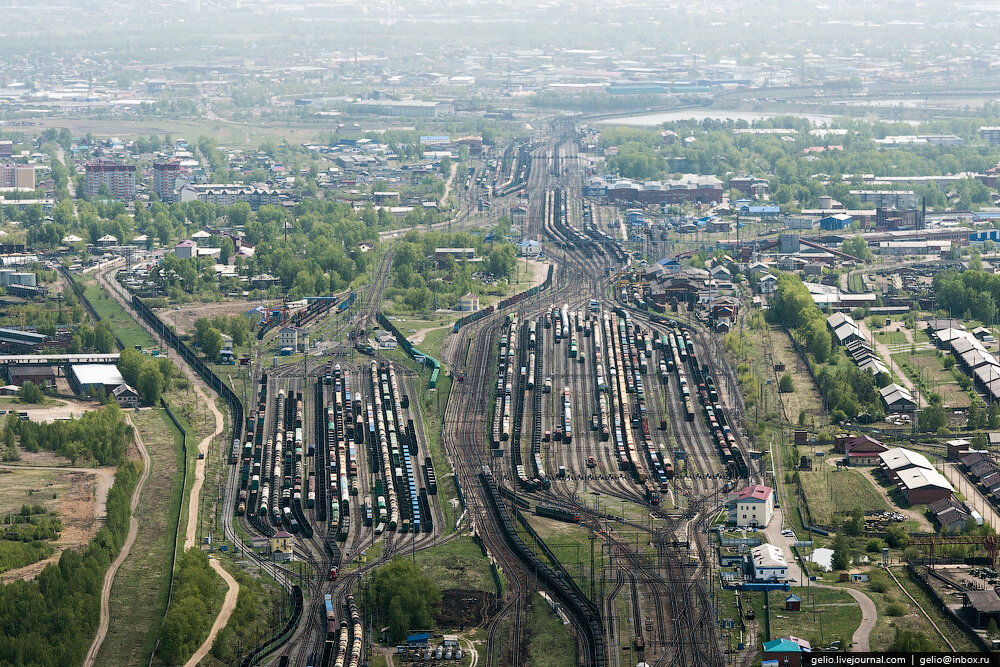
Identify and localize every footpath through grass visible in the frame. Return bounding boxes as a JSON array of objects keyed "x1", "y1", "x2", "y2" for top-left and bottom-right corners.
[
  {"x1": 82, "y1": 282, "x2": 155, "y2": 350},
  {"x1": 96, "y1": 407, "x2": 184, "y2": 666}
]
